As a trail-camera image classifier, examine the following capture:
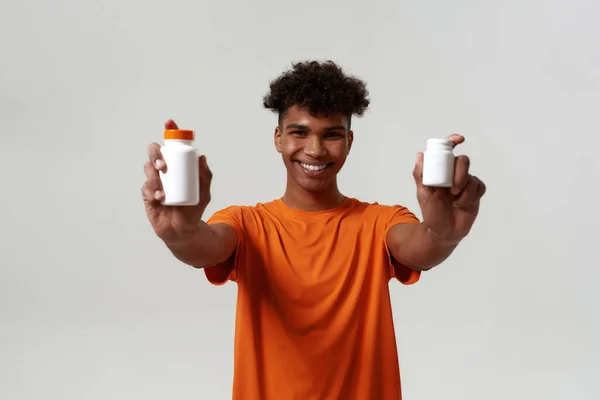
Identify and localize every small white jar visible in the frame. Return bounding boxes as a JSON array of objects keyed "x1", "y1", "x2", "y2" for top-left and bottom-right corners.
[
  {"x1": 422, "y1": 138, "x2": 455, "y2": 187},
  {"x1": 159, "y1": 129, "x2": 200, "y2": 206}
]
